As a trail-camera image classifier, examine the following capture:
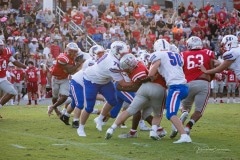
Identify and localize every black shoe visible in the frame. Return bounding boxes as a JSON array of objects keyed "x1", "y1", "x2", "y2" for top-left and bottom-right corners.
[
  {"x1": 60, "y1": 114, "x2": 70, "y2": 125},
  {"x1": 72, "y1": 121, "x2": 79, "y2": 128}
]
